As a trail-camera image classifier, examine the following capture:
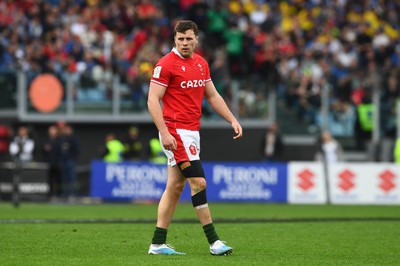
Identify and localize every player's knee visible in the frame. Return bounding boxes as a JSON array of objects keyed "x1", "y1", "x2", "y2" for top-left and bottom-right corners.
[
  {"x1": 173, "y1": 182, "x2": 185, "y2": 194},
  {"x1": 178, "y1": 160, "x2": 204, "y2": 178},
  {"x1": 167, "y1": 180, "x2": 185, "y2": 195},
  {"x1": 191, "y1": 188, "x2": 208, "y2": 209},
  {"x1": 194, "y1": 178, "x2": 207, "y2": 191}
]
